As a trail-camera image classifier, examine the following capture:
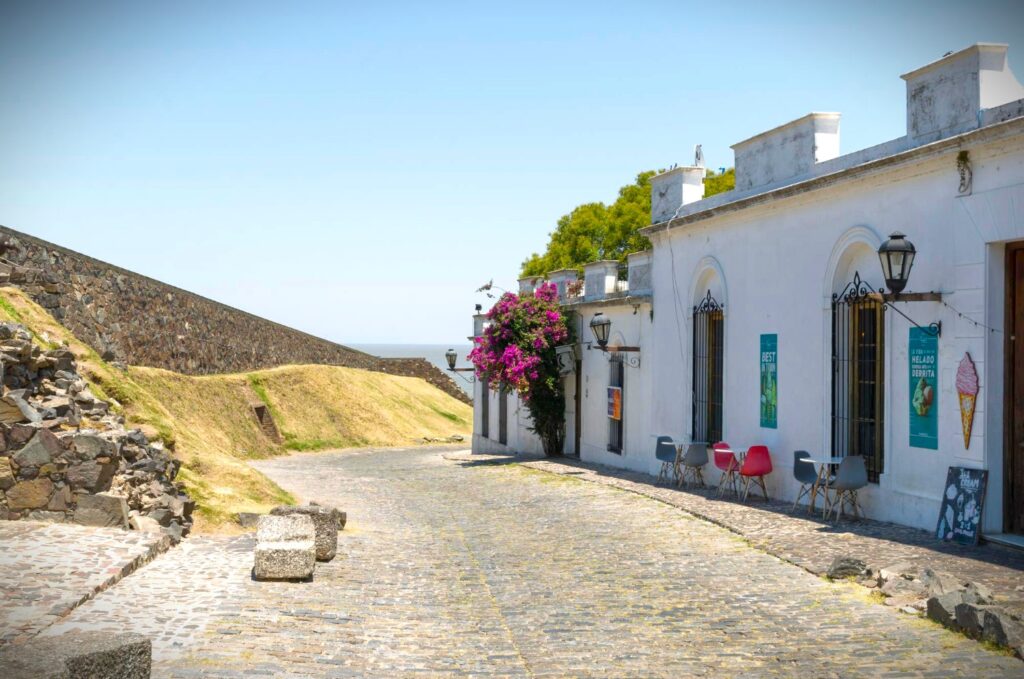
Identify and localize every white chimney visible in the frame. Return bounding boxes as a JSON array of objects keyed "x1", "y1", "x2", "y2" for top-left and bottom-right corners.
[
  {"x1": 902, "y1": 43, "x2": 1024, "y2": 143},
  {"x1": 731, "y1": 113, "x2": 840, "y2": 192},
  {"x1": 650, "y1": 166, "x2": 706, "y2": 224}
]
